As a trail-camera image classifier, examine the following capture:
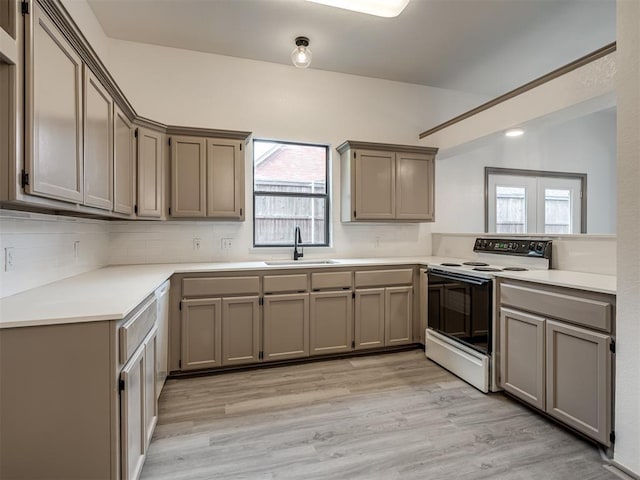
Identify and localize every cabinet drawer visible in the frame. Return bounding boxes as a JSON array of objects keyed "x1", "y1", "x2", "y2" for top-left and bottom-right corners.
[
  {"x1": 182, "y1": 276, "x2": 260, "y2": 297},
  {"x1": 120, "y1": 297, "x2": 157, "y2": 364},
  {"x1": 263, "y1": 274, "x2": 308, "y2": 293},
  {"x1": 355, "y1": 269, "x2": 413, "y2": 288},
  {"x1": 311, "y1": 271, "x2": 352, "y2": 290},
  {"x1": 500, "y1": 283, "x2": 612, "y2": 332}
]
